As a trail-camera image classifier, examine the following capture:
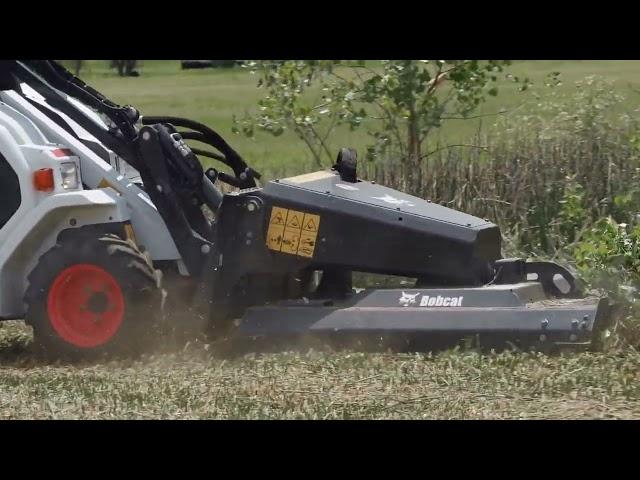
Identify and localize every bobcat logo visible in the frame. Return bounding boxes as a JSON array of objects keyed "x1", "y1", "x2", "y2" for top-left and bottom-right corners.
[{"x1": 399, "y1": 291, "x2": 420, "y2": 307}]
